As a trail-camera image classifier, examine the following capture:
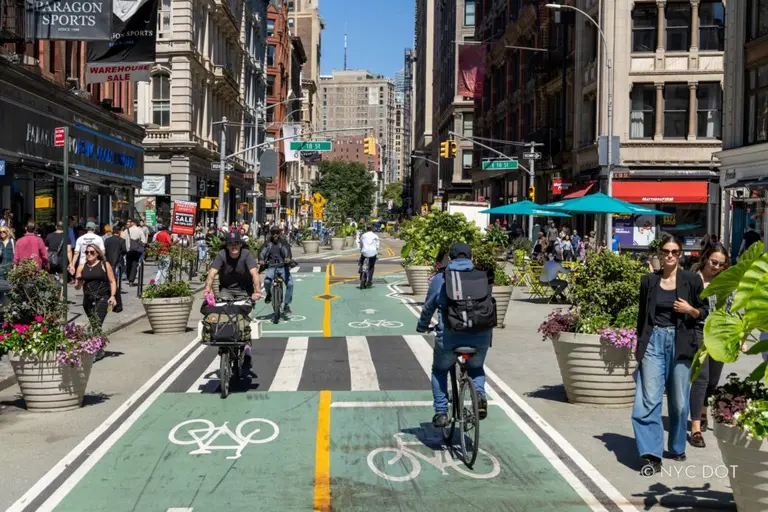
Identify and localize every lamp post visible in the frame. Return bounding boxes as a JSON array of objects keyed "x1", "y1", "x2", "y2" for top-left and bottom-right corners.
[{"x1": 546, "y1": 3, "x2": 614, "y2": 249}]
